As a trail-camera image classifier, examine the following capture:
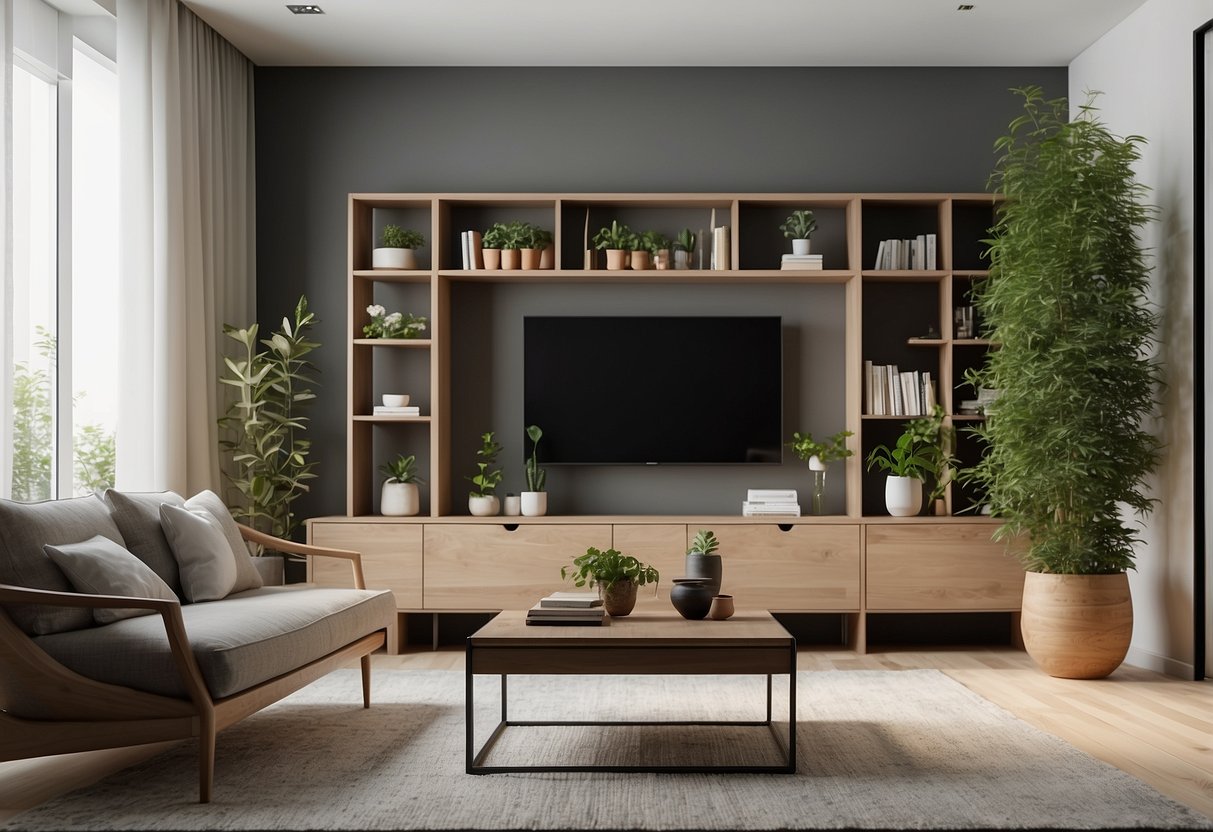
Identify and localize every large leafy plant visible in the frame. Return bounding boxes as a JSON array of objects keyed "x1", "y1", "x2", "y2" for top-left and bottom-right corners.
[
  {"x1": 218, "y1": 295, "x2": 319, "y2": 539},
  {"x1": 562, "y1": 547, "x2": 659, "y2": 591},
  {"x1": 963, "y1": 87, "x2": 1161, "y2": 575}
]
